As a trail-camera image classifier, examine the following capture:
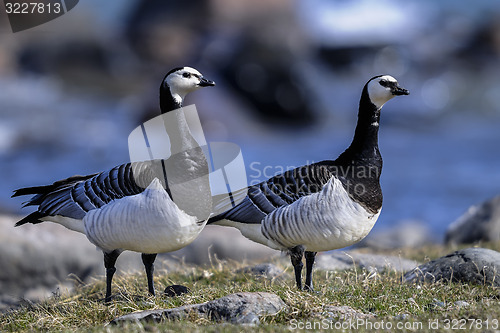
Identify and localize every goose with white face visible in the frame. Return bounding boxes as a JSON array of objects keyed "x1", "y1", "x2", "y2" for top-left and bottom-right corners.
[
  {"x1": 164, "y1": 67, "x2": 216, "y2": 103},
  {"x1": 367, "y1": 75, "x2": 409, "y2": 109}
]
